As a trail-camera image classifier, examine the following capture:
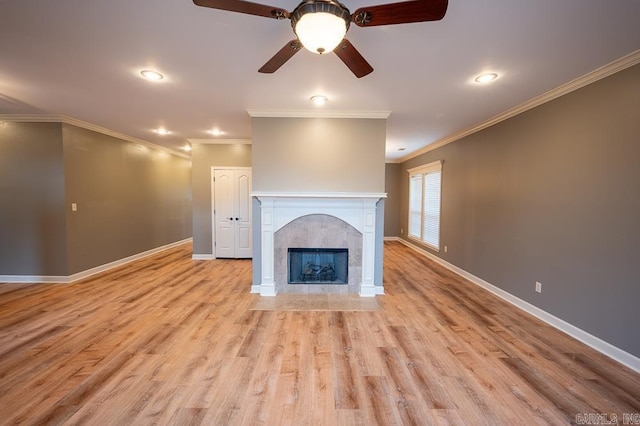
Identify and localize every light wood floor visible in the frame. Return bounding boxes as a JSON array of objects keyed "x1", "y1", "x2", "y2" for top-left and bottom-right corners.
[{"x1": 0, "y1": 242, "x2": 638, "y2": 425}]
